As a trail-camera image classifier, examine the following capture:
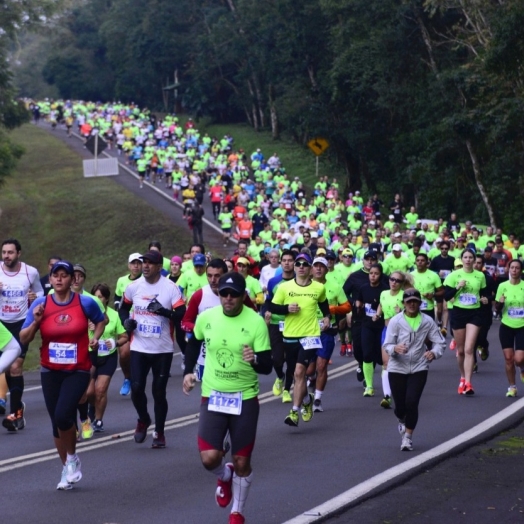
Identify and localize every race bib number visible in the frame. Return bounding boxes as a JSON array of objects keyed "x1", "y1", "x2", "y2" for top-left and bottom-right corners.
[
  {"x1": 49, "y1": 342, "x2": 77, "y2": 365},
  {"x1": 459, "y1": 293, "x2": 477, "y2": 306},
  {"x1": 208, "y1": 391, "x2": 242, "y2": 415},
  {"x1": 278, "y1": 320, "x2": 285, "y2": 332},
  {"x1": 497, "y1": 266, "x2": 506, "y2": 275},
  {"x1": 98, "y1": 341, "x2": 110, "y2": 356},
  {"x1": 508, "y1": 308, "x2": 524, "y2": 319},
  {"x1": 138, "y1": 317, "x2": 162, "y2": 338},
  {"x1": 364, "y1": 303, "x2": 377, "y2": 317},
  {"x1": 440, "y1": 270, "x2": 451, "y2": 278},
  {"x1": 299, "y1": 336, "x2": 322, "y2": 350},
  {"x1": 420, "y1": 300, "x2": 429, "y2": 310}
]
